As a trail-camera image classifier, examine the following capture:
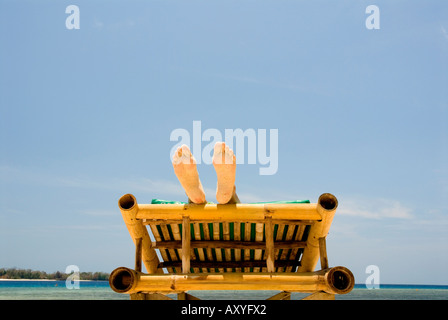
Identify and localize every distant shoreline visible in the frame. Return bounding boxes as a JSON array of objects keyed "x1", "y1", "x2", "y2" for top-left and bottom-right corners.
[
  {"x1": 0, "y1": 279, "x2": 56, "y2": 281},
  {"x1": 0, "y1": 268, "x2": 110, "y2": 281},
  {"x1": 0, "y1": 279, "x2": 105, "y2": 282}
]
